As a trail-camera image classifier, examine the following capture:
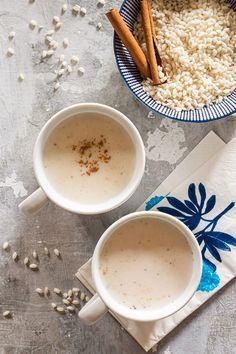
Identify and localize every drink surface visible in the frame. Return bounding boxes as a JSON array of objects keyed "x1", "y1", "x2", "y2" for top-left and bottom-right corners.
[
  {"x1": 43, "y1": 113, "x2": 136, "y2": 204},
  {"x1": 100, "y1": 217, "x2": 193, "y2": 310}
]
